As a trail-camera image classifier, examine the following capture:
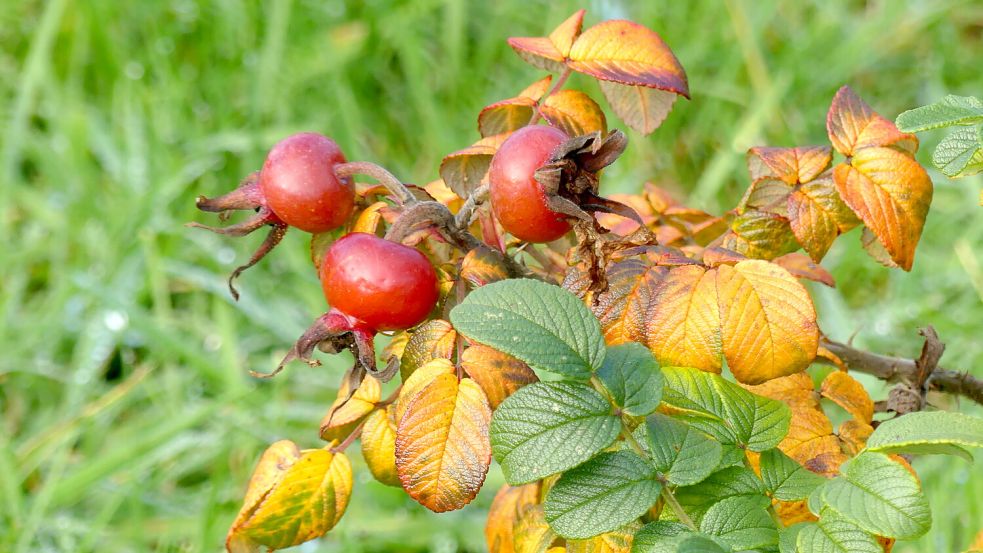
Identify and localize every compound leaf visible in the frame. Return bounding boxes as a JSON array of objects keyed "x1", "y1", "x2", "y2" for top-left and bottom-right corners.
[{"x1": 931, "y1": 126, "x2": 983, "y2": 177}]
